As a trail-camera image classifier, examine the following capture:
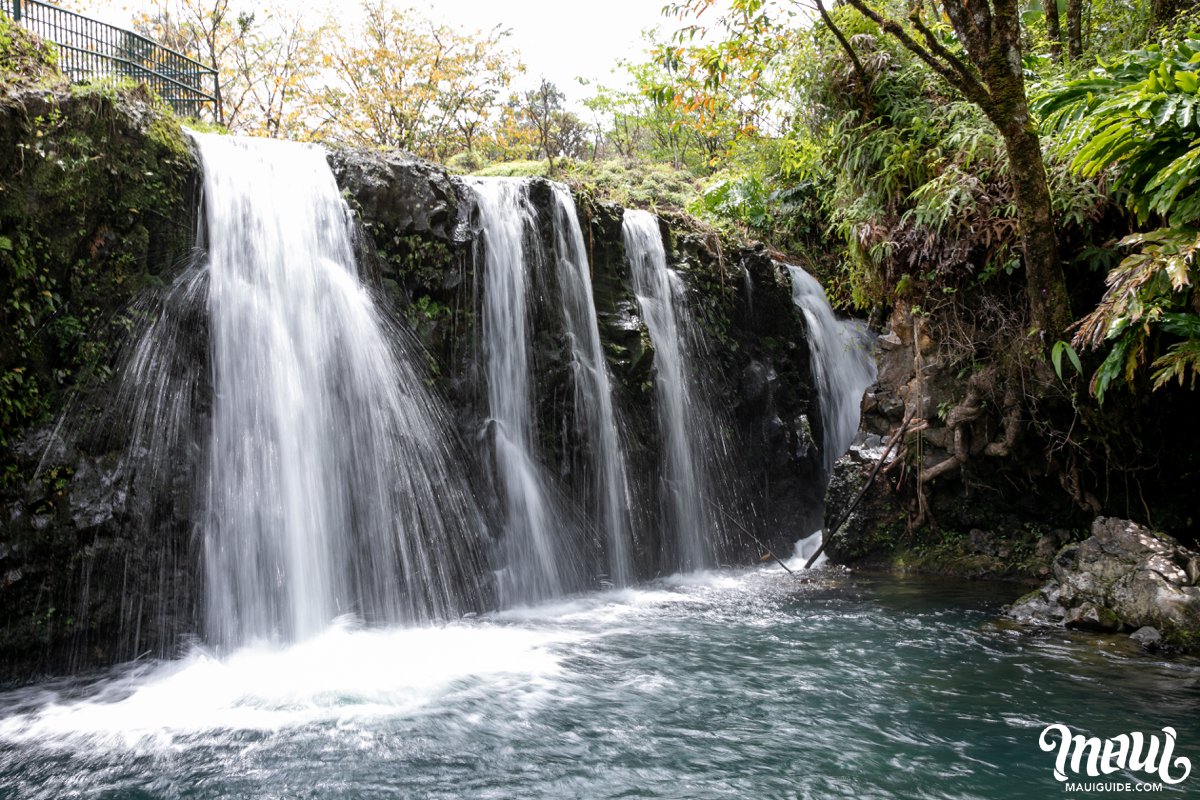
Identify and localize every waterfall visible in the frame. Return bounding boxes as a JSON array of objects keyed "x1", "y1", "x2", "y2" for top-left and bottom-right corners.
[
  {"x1": 785, "y1": 265, "x2": 877, "y2": 473},
  {"x1": 193, "y1": 133, "x2": 487, "y2": 647},
  {"x1": 549, "y1": 185, "x2": 636, "y2": 587},
  {"x1": 622, "y1": 210, "x2": 722, "y2": 572},
  {"x1": 469, "y1": 178, "x2": 569, "y2": 604}
]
